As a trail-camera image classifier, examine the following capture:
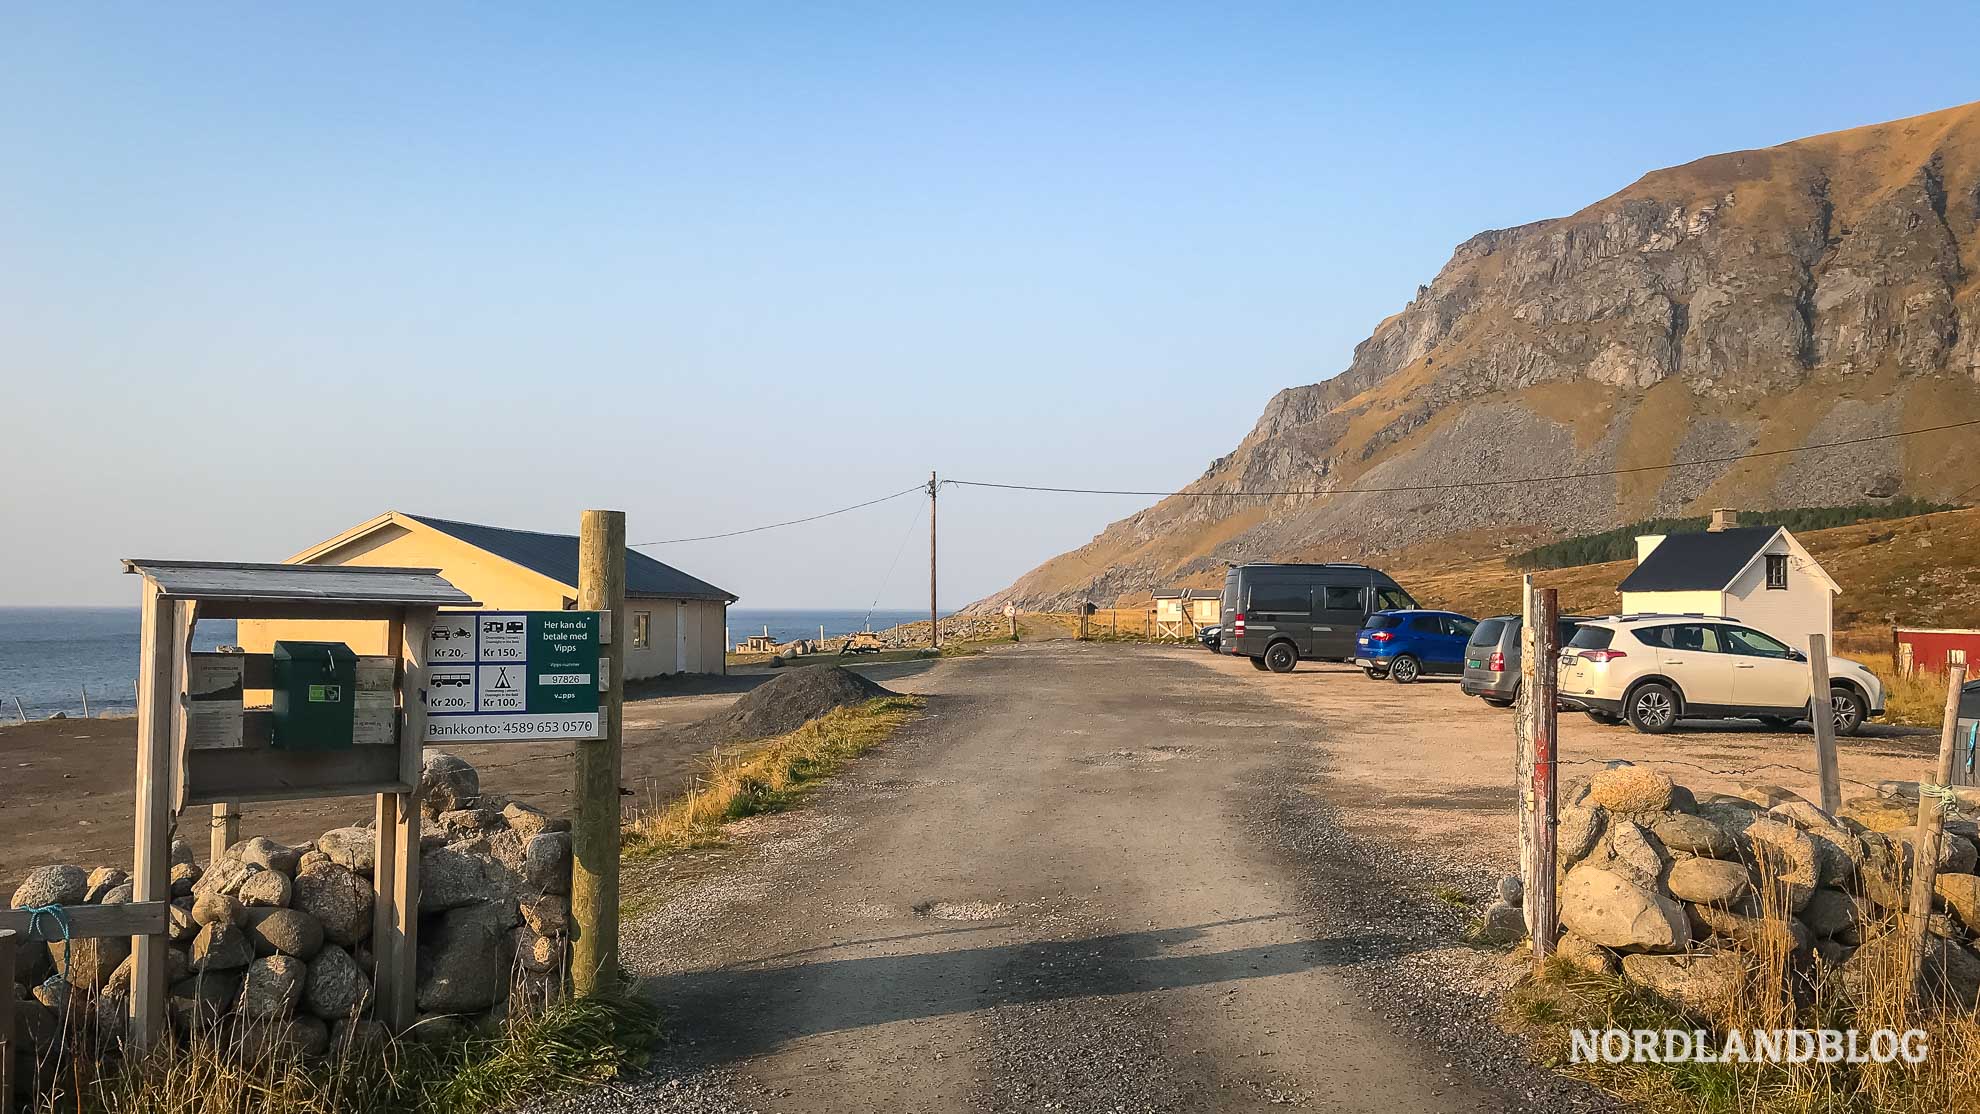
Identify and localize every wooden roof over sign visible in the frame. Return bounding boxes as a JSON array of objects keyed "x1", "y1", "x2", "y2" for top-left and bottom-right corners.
[{"x1": 121, "y1": 559, "x2": 476, "y2": 606}]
